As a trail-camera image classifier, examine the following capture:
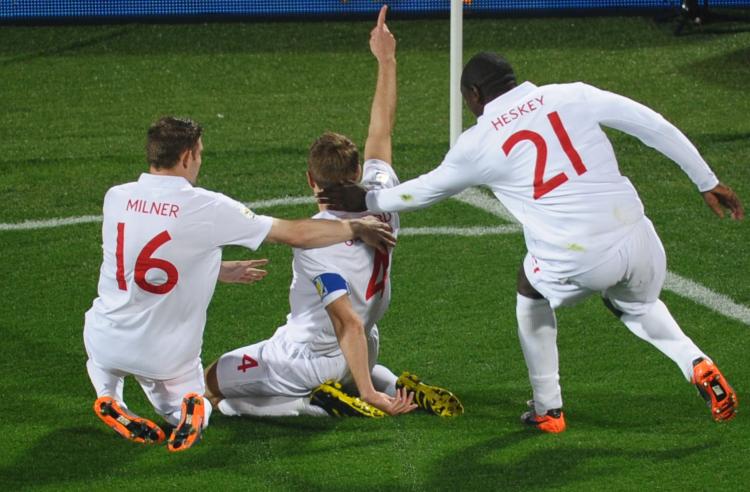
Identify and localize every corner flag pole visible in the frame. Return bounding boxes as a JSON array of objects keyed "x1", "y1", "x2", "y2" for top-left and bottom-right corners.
[{"x1": 449, "y1": 0, "x2": 463, "y2": 147}]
